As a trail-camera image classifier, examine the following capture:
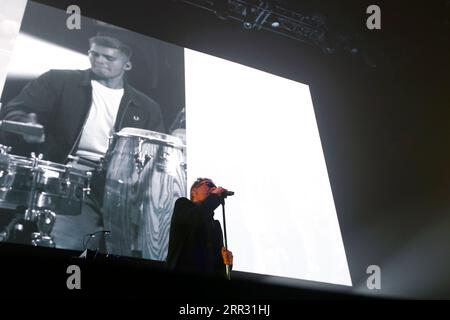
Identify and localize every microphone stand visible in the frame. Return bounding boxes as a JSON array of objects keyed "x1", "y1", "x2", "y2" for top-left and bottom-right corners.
[
  {"x1": 221, "y1": 198, "x2": 231, "y2": 280},
  {"x1": 80, "y1": 230, "x2": 110, "y2": 260}
]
